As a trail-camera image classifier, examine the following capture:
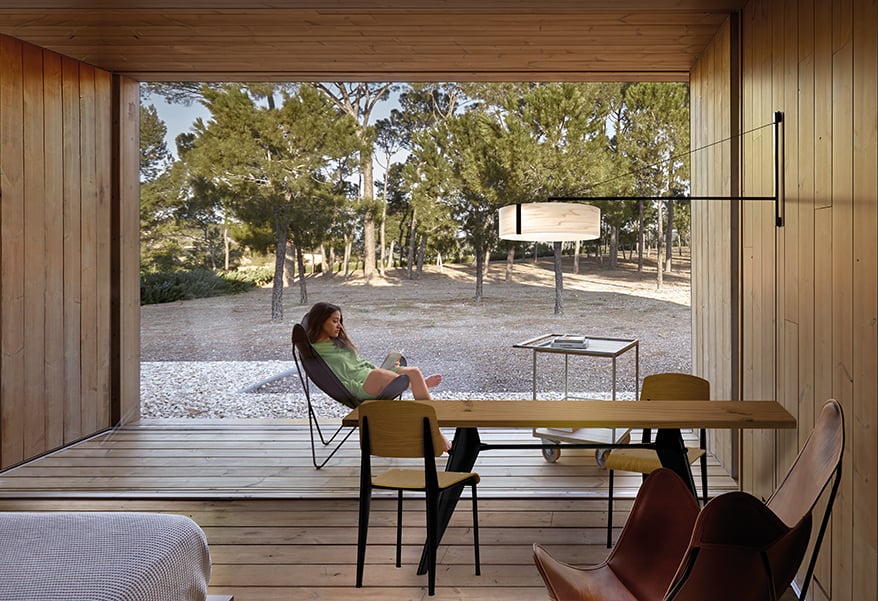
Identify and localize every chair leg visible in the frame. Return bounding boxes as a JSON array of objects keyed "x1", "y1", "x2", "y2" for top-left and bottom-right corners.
[
  {"x1": 356, "y1": 486, "x2": 371, "y2": 588},
  {"x1": 307, "y1": 398, "x2": 356, "y2": 469},
  {"x1": 426, "y1": 493, "x2": 438, "y2": 596},
  {"x1": 396, "y1": 490, "x2": 403, "y2": 568},
  {"x1": 700, "y1": 453, "x2": 709, "y2": 505},
  {"x1": 471, "y1": 483, "x2": 481, "y2": 576},
  {"x1": 607, "y1": 469, "x2": 615, "y2": 548}
]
